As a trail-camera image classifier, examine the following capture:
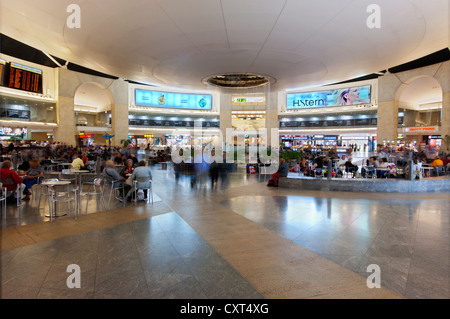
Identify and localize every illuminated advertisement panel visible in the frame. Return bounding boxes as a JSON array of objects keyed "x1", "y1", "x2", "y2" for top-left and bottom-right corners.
[
  {"x1": 231, "y1": 94, "x2": 266, "y2": 106},
  {"x1": 135, "y1": 89, "x2": 212, "y2": 110},
  {"x1": 286, "y1": 85, "x2": 371, "y2": 109}
]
